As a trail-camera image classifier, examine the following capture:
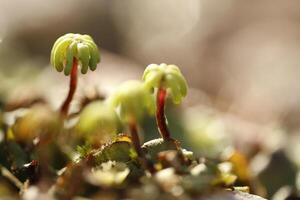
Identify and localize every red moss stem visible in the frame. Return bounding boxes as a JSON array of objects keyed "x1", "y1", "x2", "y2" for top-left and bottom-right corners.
[
  {"x1": 156, "y1": 87, "x2": 171, "y2": 140},
  {"x1": 60, "y1": 58, "x2": 78, "y2": 117},
  {"x1": 129, "y1": 122, "x2": 143, "y2": 158},
  {"x1": 129, "y1": 121, "x2": 155, "y2": 173}
]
